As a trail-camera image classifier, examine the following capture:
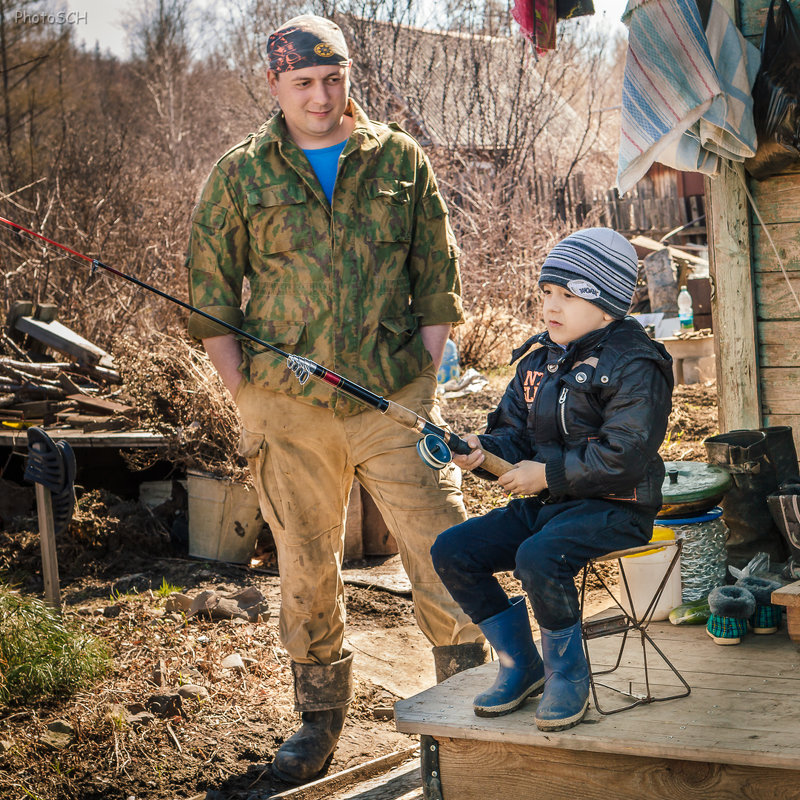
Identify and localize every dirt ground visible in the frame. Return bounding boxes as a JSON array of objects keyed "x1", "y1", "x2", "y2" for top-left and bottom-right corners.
[{"x1": 0, "y1": 375, "x2": 718, "y2": 800}]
